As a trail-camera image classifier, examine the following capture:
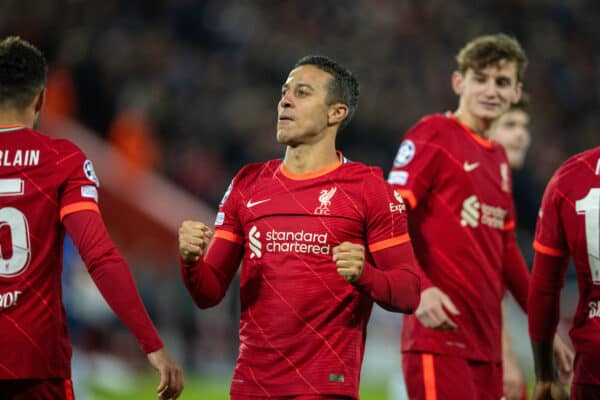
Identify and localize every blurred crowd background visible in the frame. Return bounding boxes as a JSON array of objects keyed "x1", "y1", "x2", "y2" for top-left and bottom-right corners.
[{"x1": 2, "y1": 0, "x2": 599, "y2": 398}]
